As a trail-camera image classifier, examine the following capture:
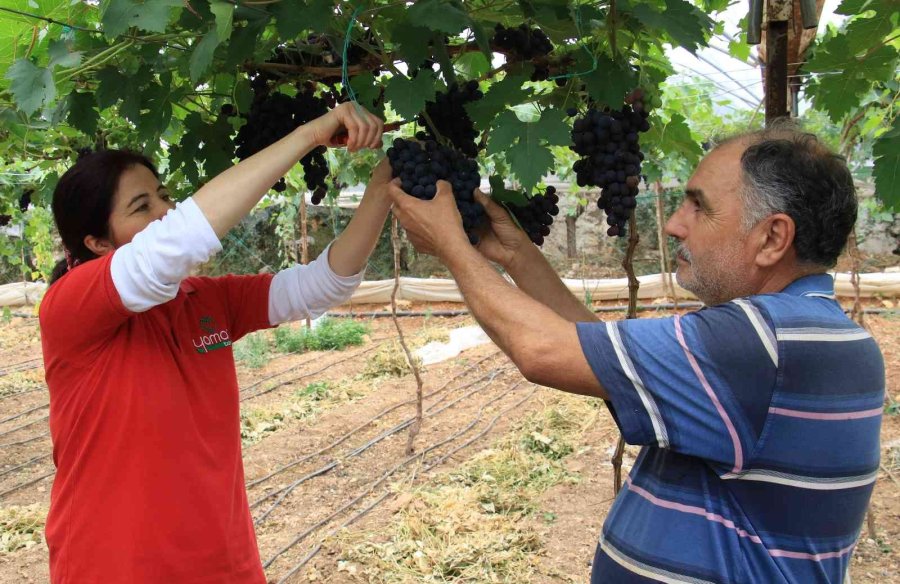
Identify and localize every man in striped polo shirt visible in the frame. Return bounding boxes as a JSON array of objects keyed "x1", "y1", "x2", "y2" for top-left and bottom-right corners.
[{"x1": 388, "y1": 124, "x2": 884, "y2": 583}]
